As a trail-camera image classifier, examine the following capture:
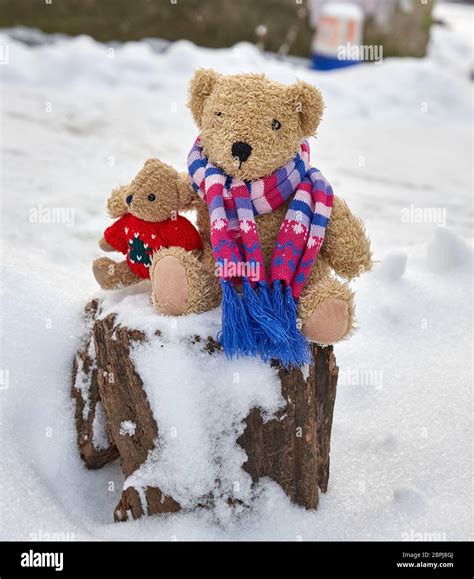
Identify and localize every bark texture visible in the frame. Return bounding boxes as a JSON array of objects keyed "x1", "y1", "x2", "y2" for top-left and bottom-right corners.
[
  {"x1": 71, "y1": 300, "x2": 339, "y2": 519},
  {"x1": 237, "y1": 345, "x2": 338, "y2": 509},
  {"x1": 71, "y1": 300, "x2": 119, "y2": 469}
]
